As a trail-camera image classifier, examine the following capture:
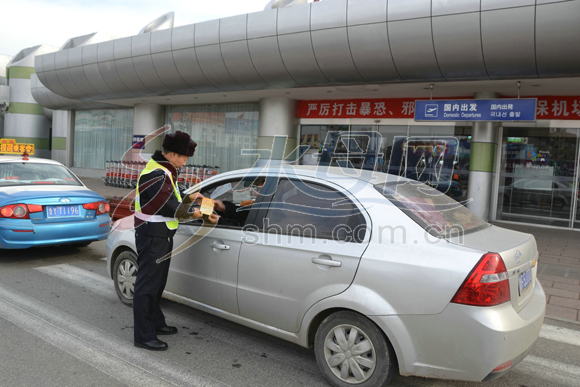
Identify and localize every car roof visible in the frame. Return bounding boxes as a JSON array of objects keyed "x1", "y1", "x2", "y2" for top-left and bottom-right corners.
[
  {"x1": 214, "y1": 165, "x2": 411, "y2": 187},
  {"x1": 0, "y1": 155, "x2": 64, "y2": 166}
]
